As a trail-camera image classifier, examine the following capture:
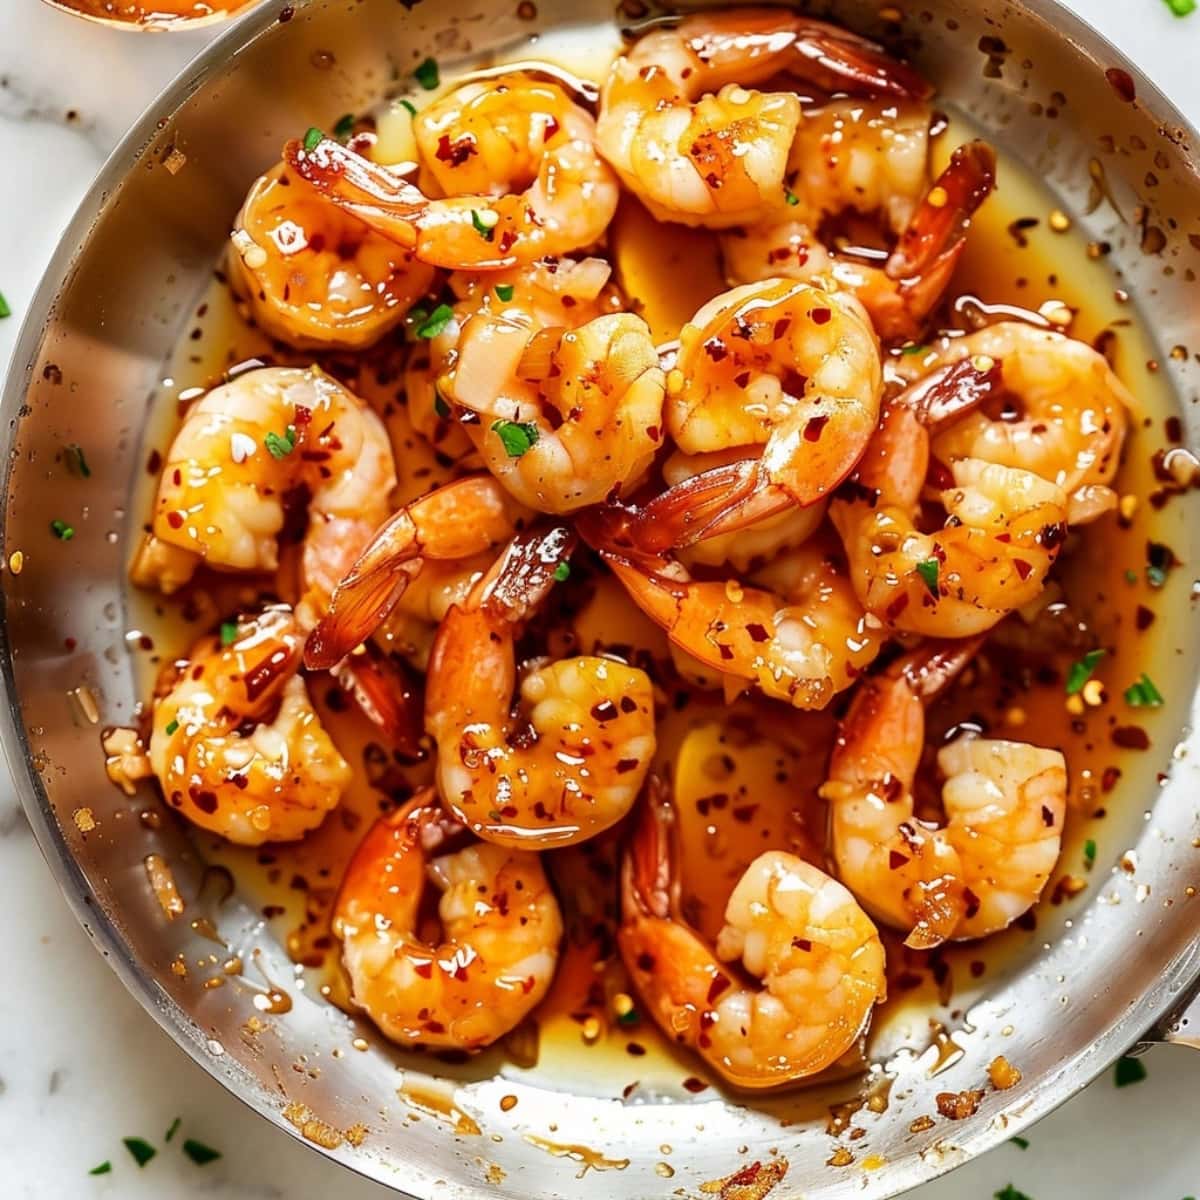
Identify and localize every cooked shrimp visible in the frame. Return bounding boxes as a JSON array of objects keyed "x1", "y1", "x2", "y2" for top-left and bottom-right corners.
[
  {"x1": 620, "y1": 779, "x2": 886, "y2": 1087},
  {"x1": 830, "y1": 359, "x2": 1069, "y2": 636},
  {"x1": 597, "y1": 9, "x2": 930, "y2": 228},
  {"x1": 661, "y1": 448, "x2": 827, "y2": 570},
  {"x1": 136, "y1": 367, "x2": 395, "y2": 609},
  {"x1": 149, "y1": 606, "x2": 350, "y2": 845},
  {"x1": 285, "y1": 76, "x2": 619, "y2": 270},
  {"x1": 919, "y1": 323, "x2": 1131, "y2": 522},
  {"x1": 335, "y1": 789, "x2": 562, "y2": 1049},
  {"x1": 822, "y1": 643, "x2": 1067, "y2": 947},
  {"x1": 620, "y1": 280, "x2": 881, "y2": 550},
  {"x1": 443, "y1": 306, "x2": 666, "y2": 513},
  {"x1": 585, "y1": 516, "x2": 882, "y2": 710},
  {"x1": 305, "y1": 473, "x2": 530, "y2": 669},
  {"x1": 723, "y1": 129, "x2": 997, "y2": 343},
  {"x1": 228, "y1": 163, "x2": 435, "y2": 350},
  {"x1": 425, "y1": 526, "x2": 657, "y2": 847}
]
